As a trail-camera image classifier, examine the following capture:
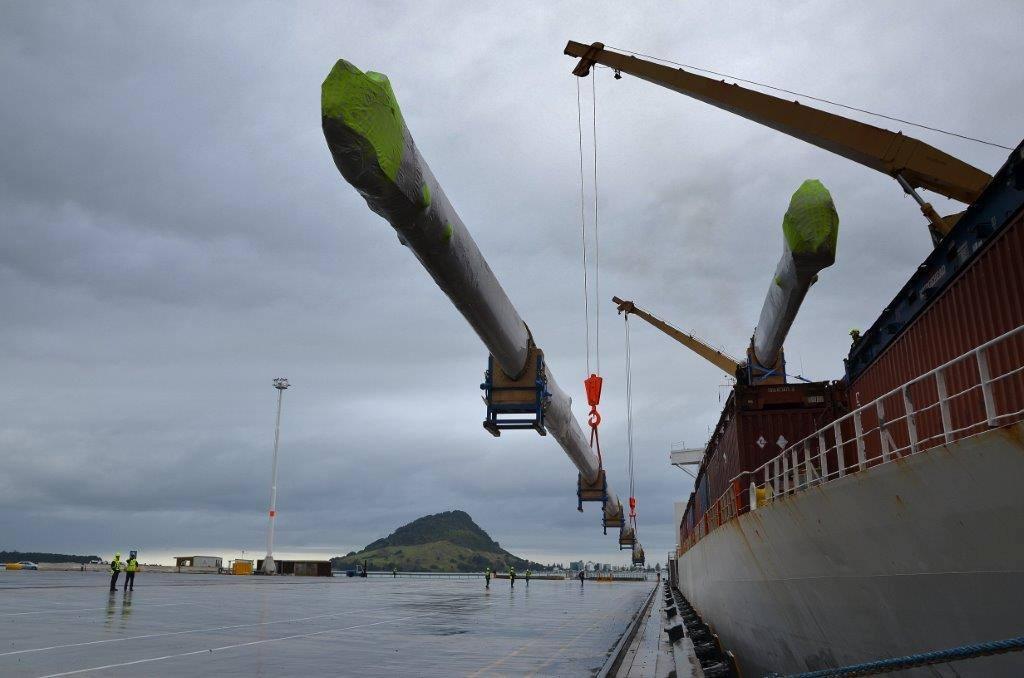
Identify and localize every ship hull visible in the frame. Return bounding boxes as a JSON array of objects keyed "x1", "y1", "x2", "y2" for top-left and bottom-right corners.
[{"x1": 675, "y1": 423, "x2": 1024, "y2": 676}]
